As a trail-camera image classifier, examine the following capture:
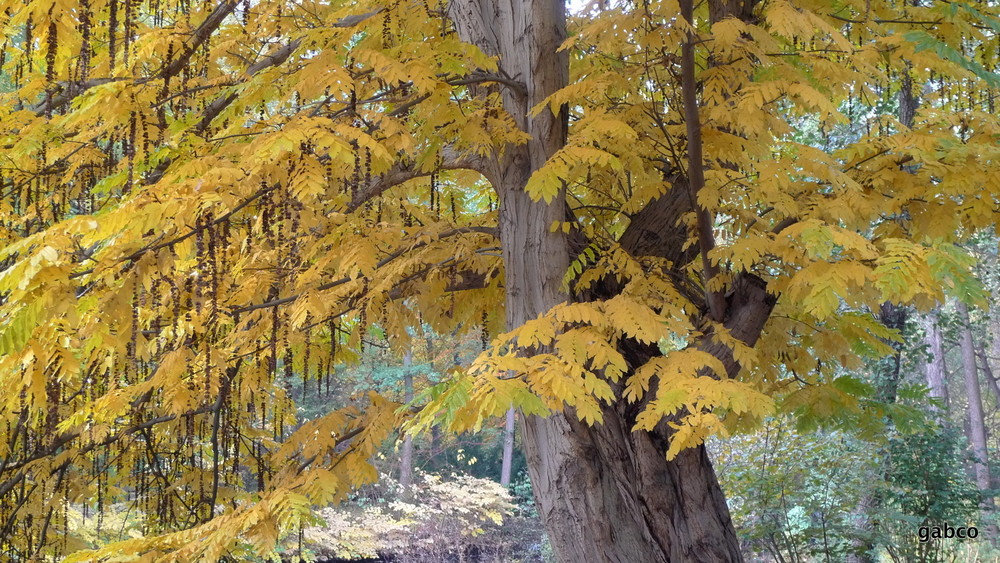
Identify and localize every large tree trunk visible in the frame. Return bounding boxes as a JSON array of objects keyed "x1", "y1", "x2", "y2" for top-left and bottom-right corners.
[
  {"x1": 523, "y1": 414, "x2": 740, "y2": 562},
  {"x1": 448, "y1": 0, "x2": 768, "y2": 560}
]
